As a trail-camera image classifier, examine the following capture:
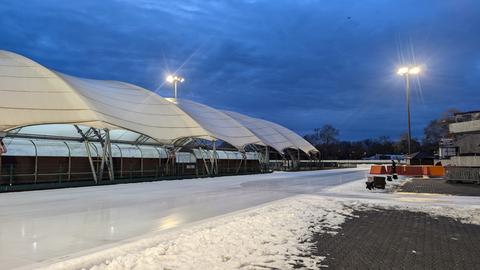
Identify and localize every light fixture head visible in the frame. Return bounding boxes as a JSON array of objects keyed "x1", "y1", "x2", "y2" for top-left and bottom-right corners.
[
  {"x1": 397, "y1": 67, "x2": 409, "y2": 75},
  {"x1": 166, "y1": 75, "x2": 185, "y2": 83},
  {"x1": 397, "y1": 66, "x2": 422, "y2": 76},
  {"x1": 409, "y1": 66, "x2": 421, "y2": 75}
]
